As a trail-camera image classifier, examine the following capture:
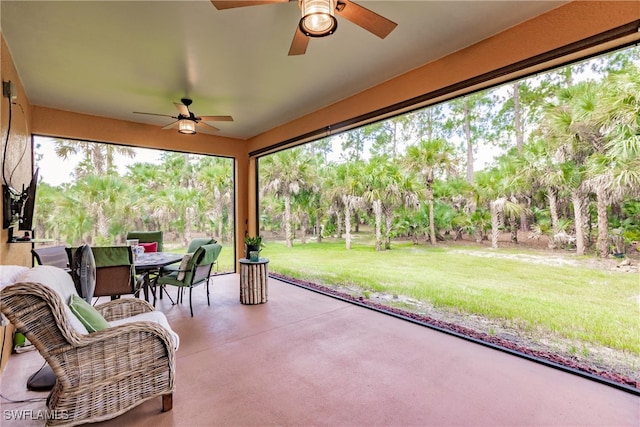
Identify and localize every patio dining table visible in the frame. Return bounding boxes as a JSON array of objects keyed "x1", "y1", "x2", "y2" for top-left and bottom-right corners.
[{"x1": 135, "y1": 251, "x2": 183, "y2": 304}]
